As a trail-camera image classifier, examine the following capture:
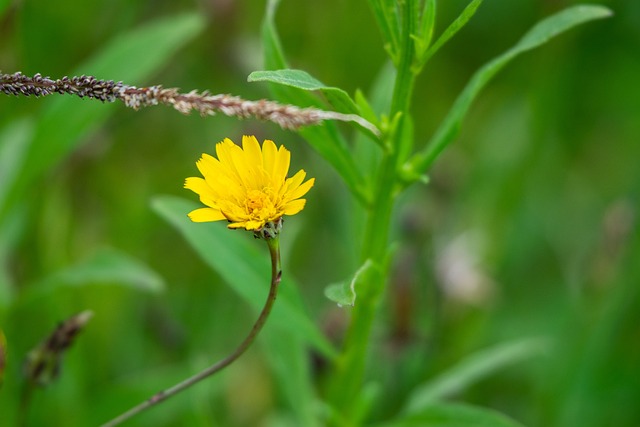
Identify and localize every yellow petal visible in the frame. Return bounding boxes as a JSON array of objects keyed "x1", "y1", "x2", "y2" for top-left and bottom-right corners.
[
  {"x1": 216, "y1": 139, "x2": 241, "y2": 178},
  {"x1": 284, "y1": 169, "x2": 306, "y2": 193},
  {"x1": 185, "y1": 176, "x2": 209, "y2": 192},
  {"x1": 282, "y1": 199, "x2": 306, "y2": 215},
  {"x1": 262, "y1": 139, "x2": 278, "y2": 176},
  {"x1": 242, "y1": 135, "x2": 263, "y2": 172},
  {"x1": 273, "y1": 145, "x2": 291, "y2": 193},
  {"x1": 188, "y1": 207, "x2": 226, "y2": 222},
  {"x1": 286, "y1": 177, "x2": 315, "y2": 201}
]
